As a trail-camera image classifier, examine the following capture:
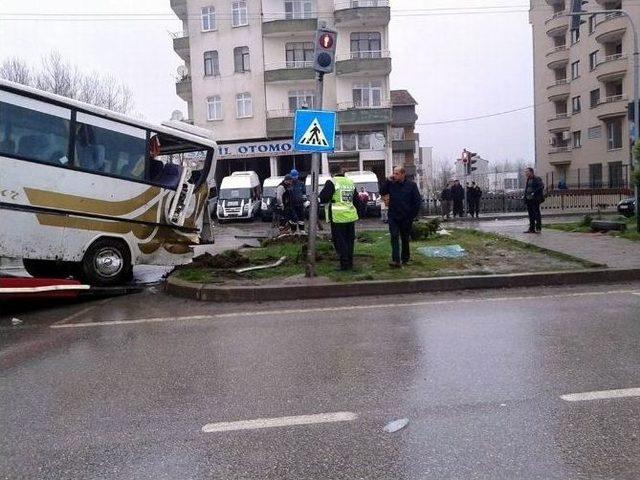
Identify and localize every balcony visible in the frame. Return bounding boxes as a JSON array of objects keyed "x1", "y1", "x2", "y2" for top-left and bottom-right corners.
[
  {"x1": 171, "y1": 31, "x2": 189, "y2": 61},
  {"x1": 546, "y1": 46, "x2": 569, "y2": 68},
  {"x1": 266, "y1": 110, "x2": 294, "y2": 138},
  {"x1": 595, "y1": 53, "x2": 628, "y2": 82},
  {"x1": 547, "y1": 79, "x2": 570, "y2": 100},
  {"x1": 337, "y1": 100, "x2": 392, "y2": 126},
  {"x1": 334, "y1": 0, "x2": 390, "y2": 28},
  {"x1": 548, "y1": 146, "x2": 573, "y2": 165},
  {"x1": 175, "y1": 76, "x2": 192, "y2": 102},
  {"x1": 595, "y1": 12, "x2": 626, "y2": 42},
  {"x1": 545, "y1": 12, "x2": 569, "y2": 36},
  {"x1": 170, "y1": 0, "x2": 187, "y2": 20},
  {"x1": 392, "y1": 139, "x2": 416, "y2": 152},
  {"x1": 335, "y1": 51, "x2": 391, "y2": 77},
  {"x1": 264, "y1": 61, "x2": 316, "y2": 83},
  {"x1": 262, "y1": 16, "x2": 317, "y2": 37},
  {"x1": 594, "y1": 94, "x2": 628, "y2": 120},
  {"x1": 547, "y1": 113, "x2": 570, "y2": 131}
]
